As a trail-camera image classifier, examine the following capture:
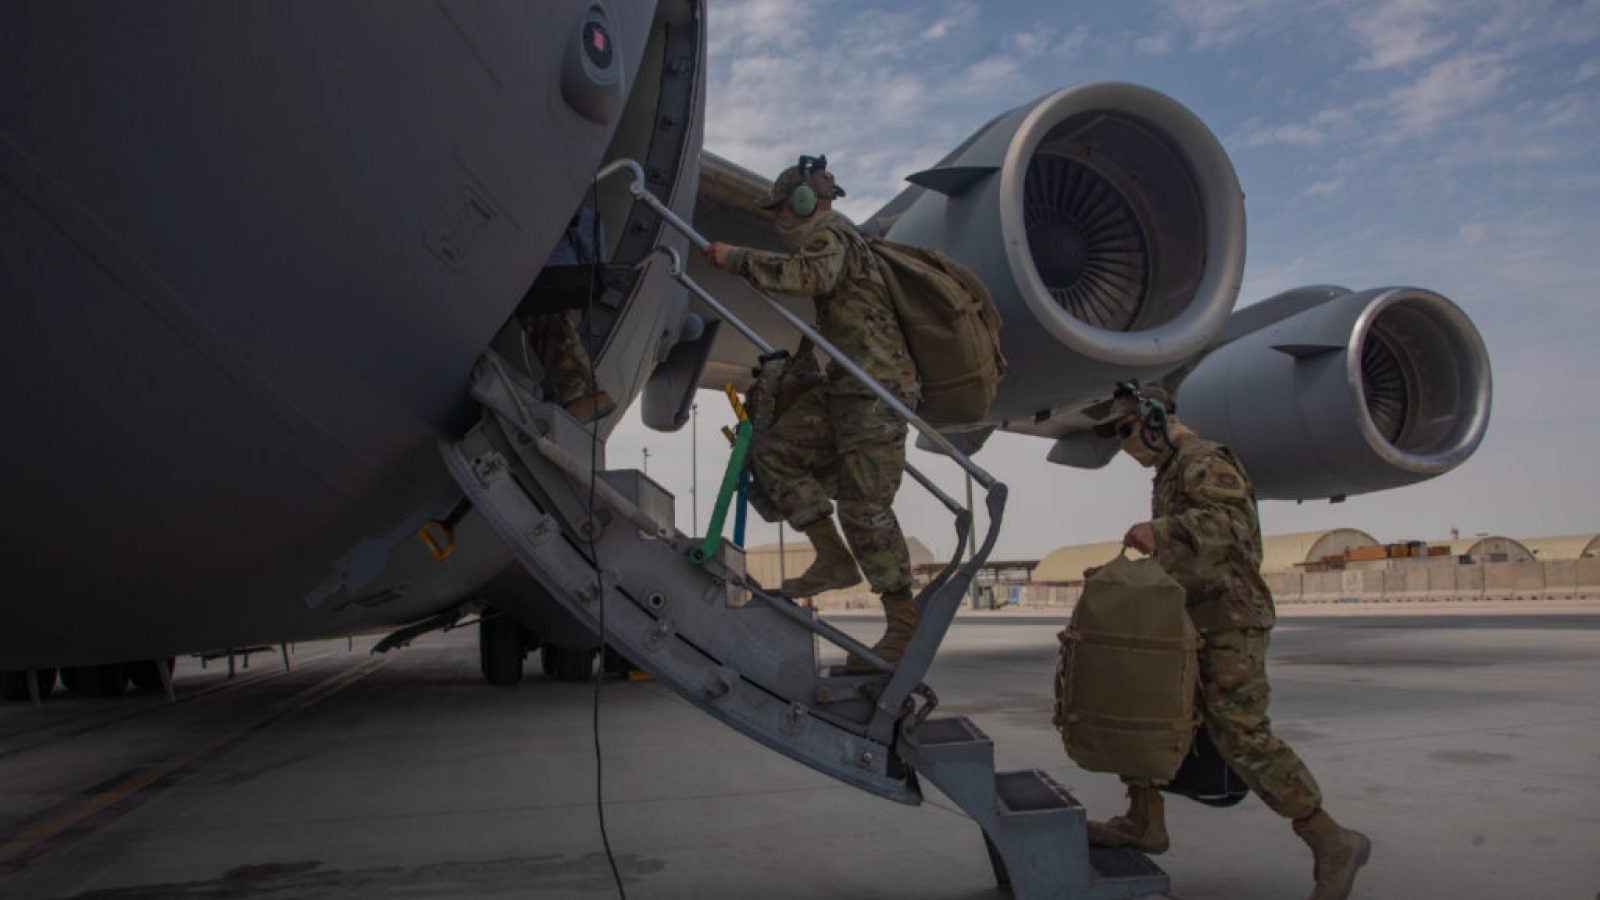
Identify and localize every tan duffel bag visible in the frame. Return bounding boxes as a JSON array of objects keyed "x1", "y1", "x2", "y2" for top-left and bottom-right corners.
[{"x1": 1052, "y1": 552, "x2": 1202, "y2": 782}]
